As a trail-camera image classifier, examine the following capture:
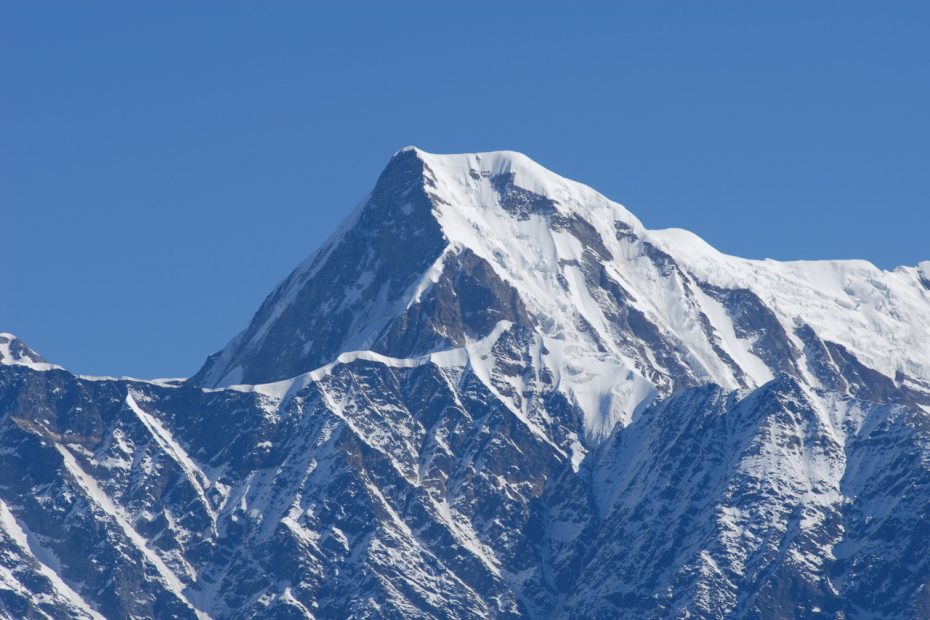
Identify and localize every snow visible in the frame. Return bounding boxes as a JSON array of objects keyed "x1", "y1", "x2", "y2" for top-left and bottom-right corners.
[
  {"x1": 281, "y1": 587, "x2": 315, "y2": 619},
  {"x1": 193, "y1": 147, "x2": 930, "y2": 445},
  {"x1": 646, "y1": 227, "x2": 930, "y2": 385},
  {"x1": 415, "y1": 148, "x2": 643, "y2": 232},
  {"x1": 8, "y1": 144, "x2": 921, "y2": 463},
  {"x1": 8, "y1": 148, "x2": 928, "y2": 440},
  {"x1": 692, "y1": 285, "x2": 774, "y2": 386},
  {"x1": 0, "y1": 498, "x2": 105, "y2": 619},
  {"x1": 419, "y1": 148, "x2": 930, "y2": 421},
  {"x1": 541, "y1": 336, "x2": 656, "y2": 439},
  {"x1": 0, "y1": 333, "x2": 61, "y2": 371},
  {"x1": 407, "y1": 244, "x2": 456, "y2": 306},
  {"x1": 55, "y1": 445, "x2": 211, "y2": 619},
  {"x1": 3, "y1": 146, "x2": 927, "y2": 617},
  {"x1": 917, "y1": 260, "x2": 930, "y2": 279},
  {"x1": 126, "y1": 391, "x2": 217, "y2": 528}
]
